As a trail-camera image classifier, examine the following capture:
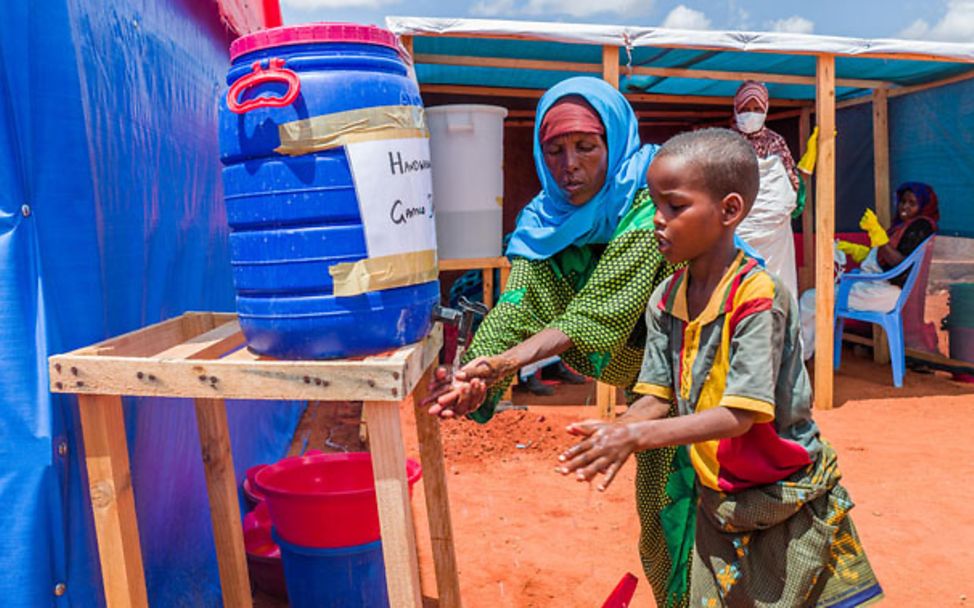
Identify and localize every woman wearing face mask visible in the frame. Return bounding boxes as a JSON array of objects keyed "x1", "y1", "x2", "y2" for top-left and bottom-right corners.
[
  {"x1": 731, "y1": 80, "x2": 801, "y2": 300},
  {"x1": 425, "y1": 76, "x2": 693, "y2": 607}
]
